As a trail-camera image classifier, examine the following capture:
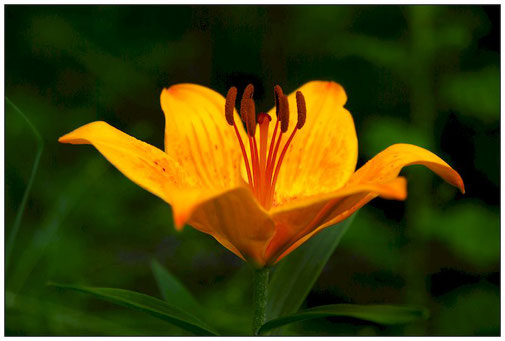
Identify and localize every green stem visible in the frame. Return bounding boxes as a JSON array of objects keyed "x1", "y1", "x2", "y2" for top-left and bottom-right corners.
[{"x1": 252, "y1": 267, "x2": 269, "y2": 335}]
